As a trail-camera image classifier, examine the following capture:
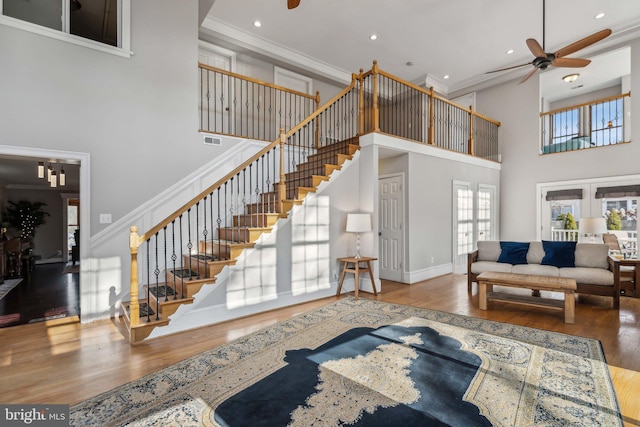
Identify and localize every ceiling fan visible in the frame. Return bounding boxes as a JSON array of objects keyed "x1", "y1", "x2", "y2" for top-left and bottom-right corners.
[
  {"x1": 486, "y1": 0, "x2": 612, "y2": 84},
  {"x1": 288, "y1": 0, "x2": 300, "y2": 9}
]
